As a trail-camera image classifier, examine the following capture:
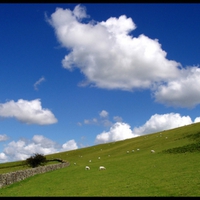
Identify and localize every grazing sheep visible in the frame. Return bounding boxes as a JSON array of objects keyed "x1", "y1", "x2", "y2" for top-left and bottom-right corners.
[
  {"x1": 127, "y1": 151, "x2": 129, "y2": 153},
  {"x1": 89, "y1": 160, "x2": 91, "y2": 162},
  {"x1": 151, "y1": 150, "x2": 155, "y2": 153},
  {"x1": 99, "y1": 166, "x2": 106, "y2": 170},
  {"x1": 85, "y1": 166, "x2": 90, "y2": 170},
  {"x1": 137, "y1": 148, "x2": 140, "y2": 151},
  {"x1": 98, "y1": 157, "x2": 100, "y2": 159},
  {"x1": 74, "y1": 162, "x2": 76, "y2": 165},
  {"x1": 132, "y1": 150, "x2": 134, "y2": 152}
]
